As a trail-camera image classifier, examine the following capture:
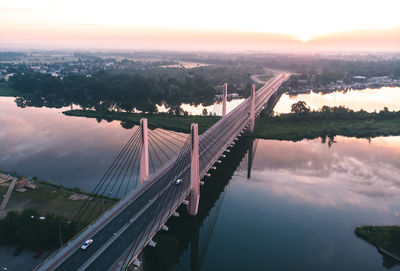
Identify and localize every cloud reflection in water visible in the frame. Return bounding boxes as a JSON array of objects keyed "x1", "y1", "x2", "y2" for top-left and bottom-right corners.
[{"x1": 247, "y1": 136, "x2": 400, "y2": 215}]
